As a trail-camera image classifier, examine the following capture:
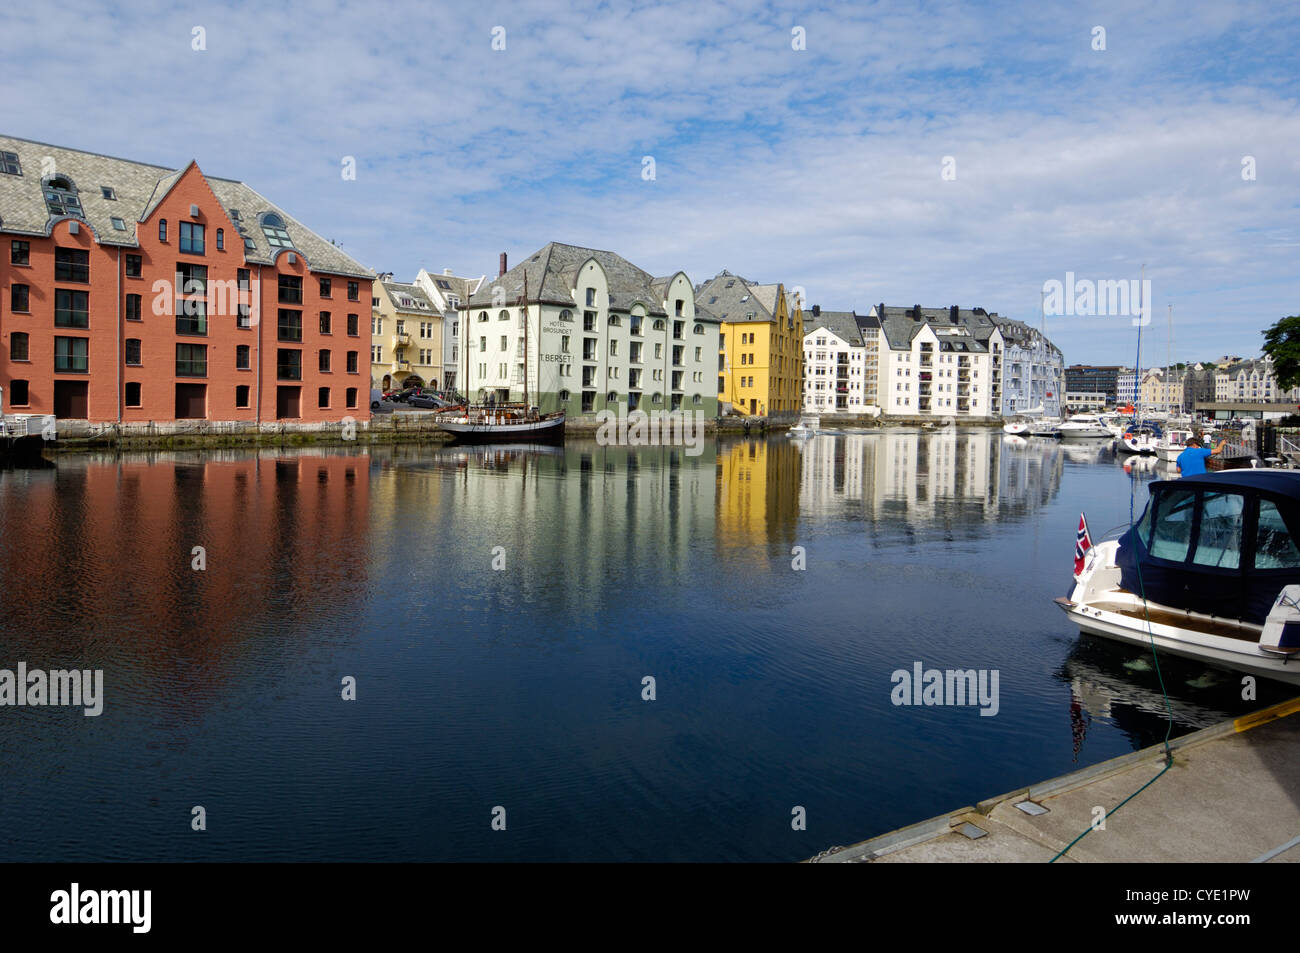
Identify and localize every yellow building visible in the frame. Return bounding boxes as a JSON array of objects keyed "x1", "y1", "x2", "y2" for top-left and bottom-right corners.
[
  {"x1": 696, "y1": 270, "x2": 804, "y2": 416},
  {"x1": 370, "y1": 280, "x2": 443, "y2": 392}
]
